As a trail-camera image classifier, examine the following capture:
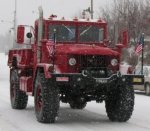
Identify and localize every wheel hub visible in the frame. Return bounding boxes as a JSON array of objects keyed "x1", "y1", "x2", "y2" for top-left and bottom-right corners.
[{"x1": 35, "y1": 85, "x2": 43, "y2": 112}]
